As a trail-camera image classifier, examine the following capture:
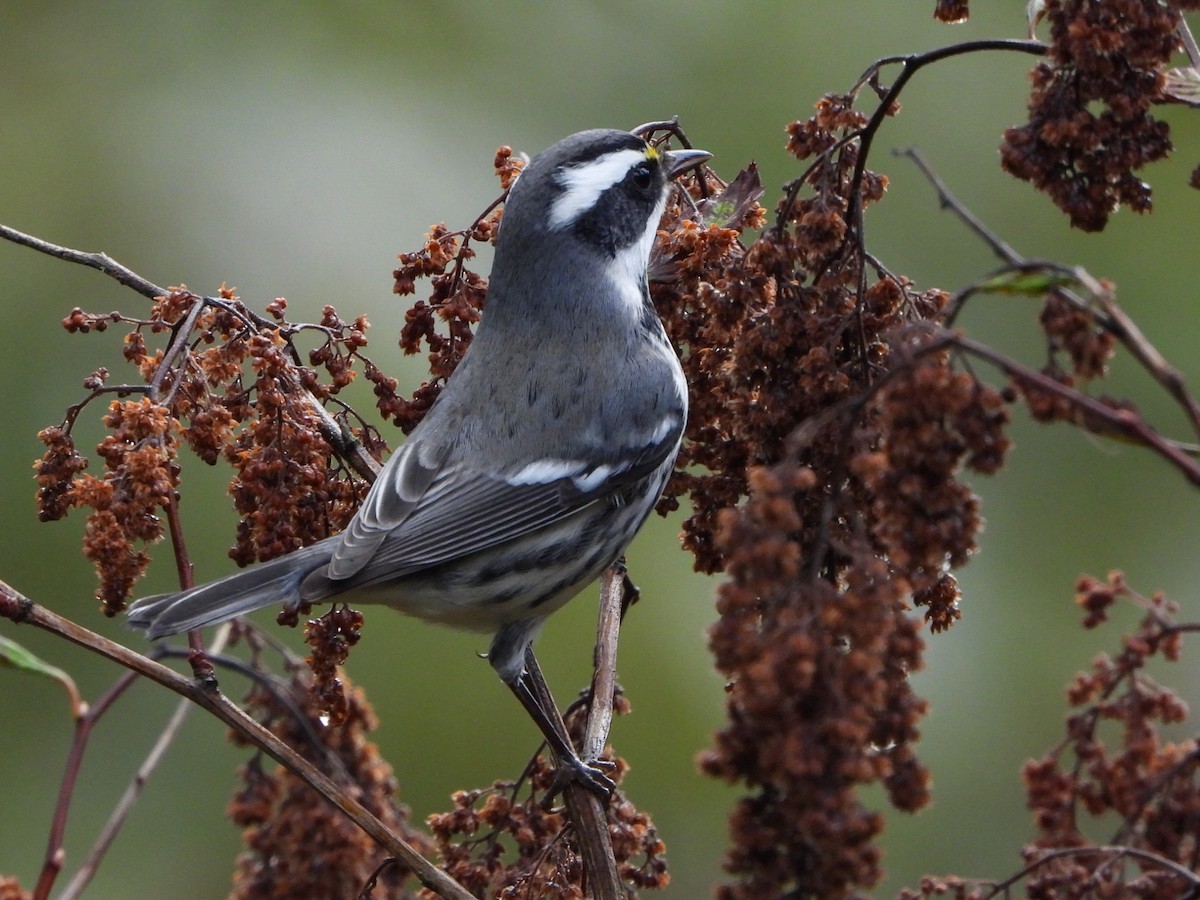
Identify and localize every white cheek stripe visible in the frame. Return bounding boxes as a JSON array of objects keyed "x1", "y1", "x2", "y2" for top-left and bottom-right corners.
[
  {"x1": 604, "y1": 189, "x2": 666, "y2": 316},
  {"x1": 548, "y1": 148, "x2": 649, "y2": 230}
]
